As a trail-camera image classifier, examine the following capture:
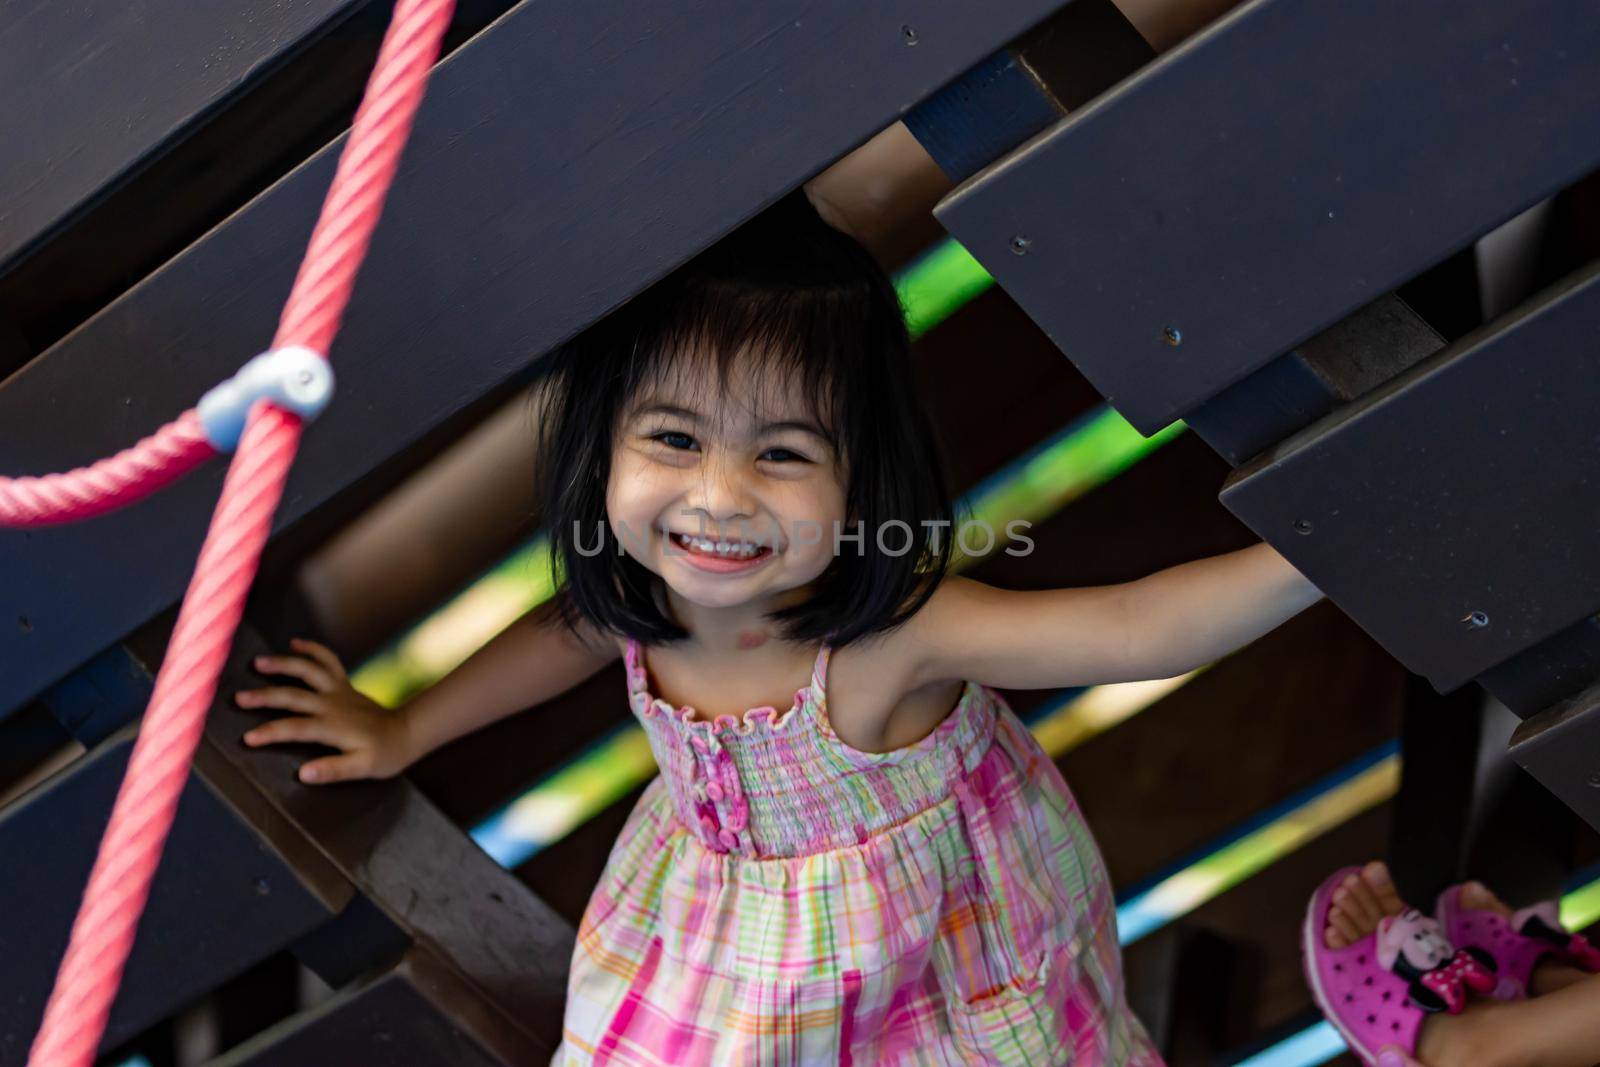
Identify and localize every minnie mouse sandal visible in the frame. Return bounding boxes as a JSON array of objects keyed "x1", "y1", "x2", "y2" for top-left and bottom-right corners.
[
  {"x1": 1303, "y1": 867, "x2": 1497, "y2": 1064},
  {"x1": 1436, "y1": 882, "x2": 1600, "y2": 999}
]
